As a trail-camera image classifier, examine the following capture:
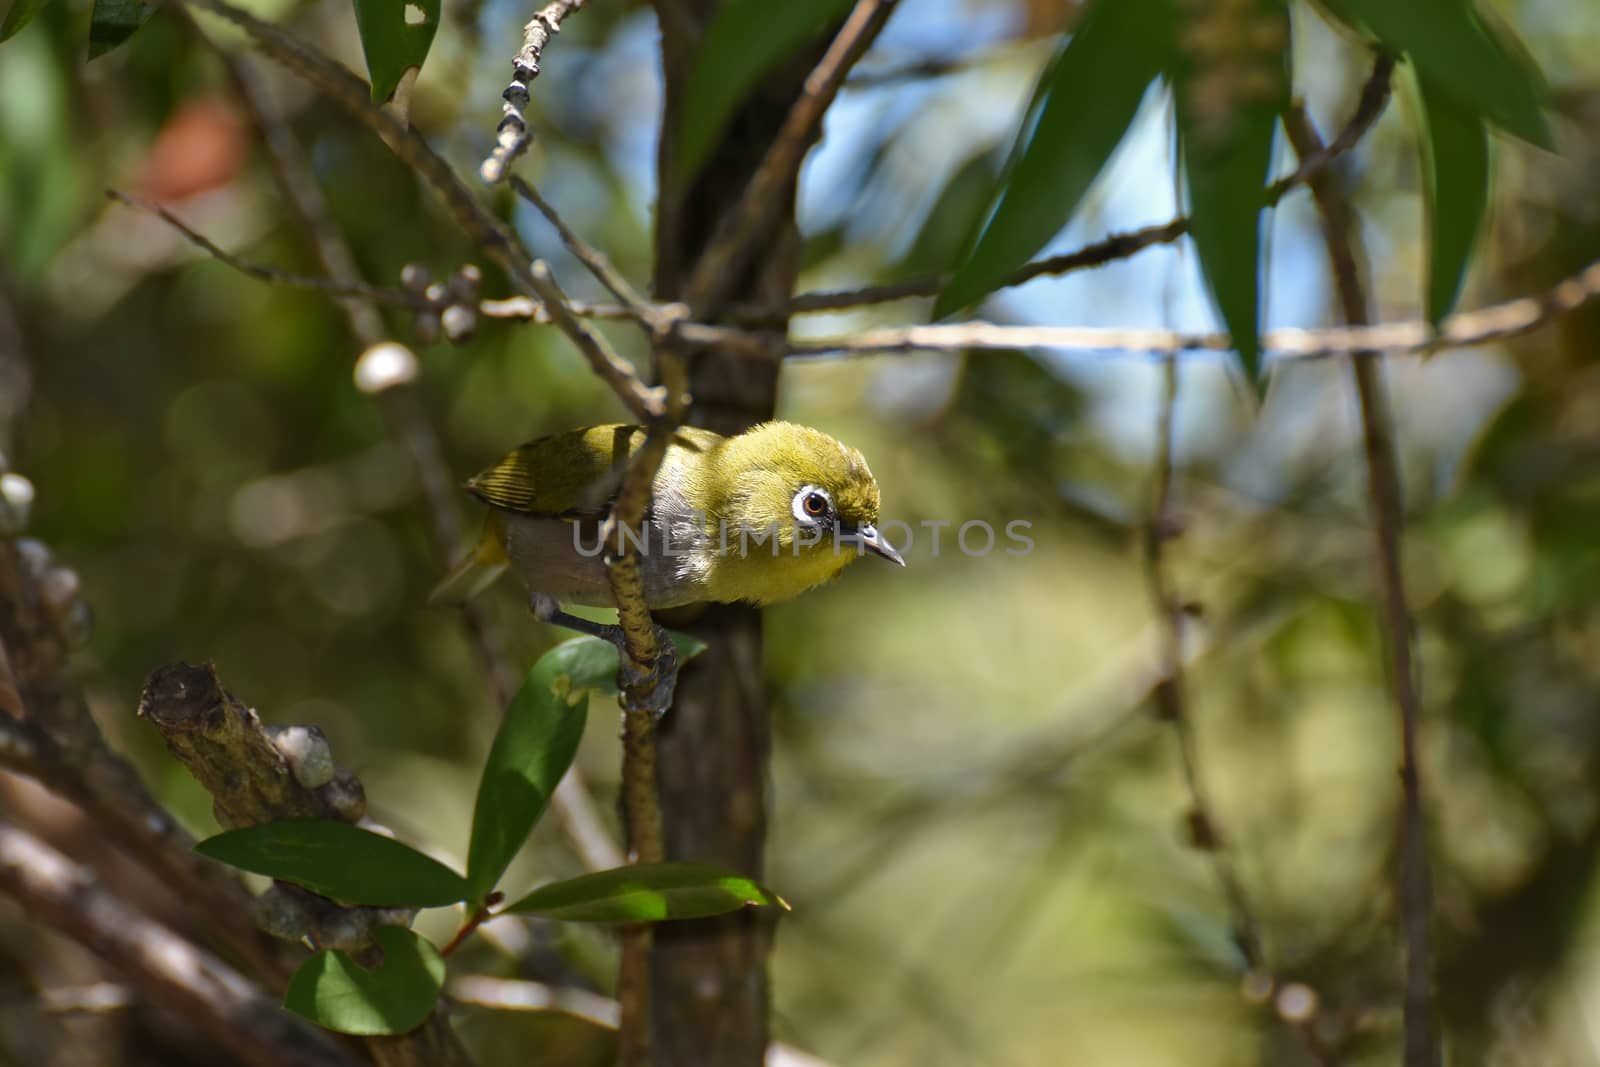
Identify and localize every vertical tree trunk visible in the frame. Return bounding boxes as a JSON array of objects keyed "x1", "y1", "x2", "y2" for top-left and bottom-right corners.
[{"x1": 649, "y1": 5, "x2": 816, "y2": 1063}]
